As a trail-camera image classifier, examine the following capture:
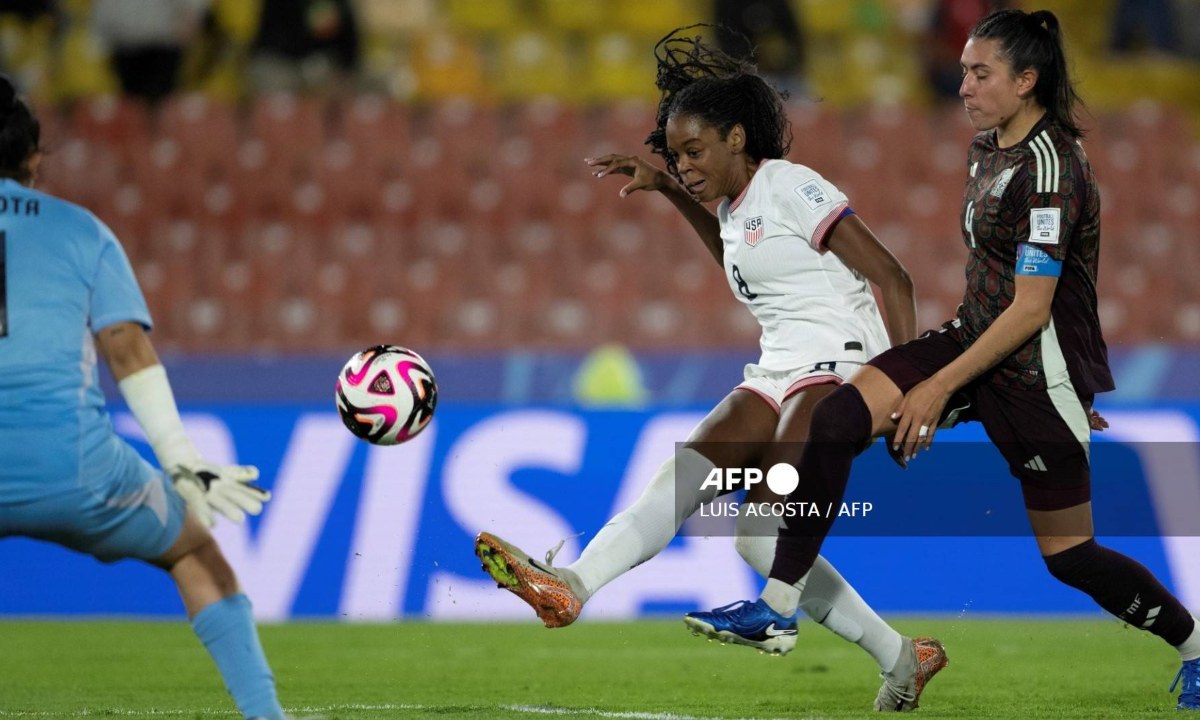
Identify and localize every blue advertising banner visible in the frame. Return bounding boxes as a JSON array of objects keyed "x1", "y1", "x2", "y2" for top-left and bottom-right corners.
[{"x1": 2, "y1": 405, "x2": 1199, "y2": 620}]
